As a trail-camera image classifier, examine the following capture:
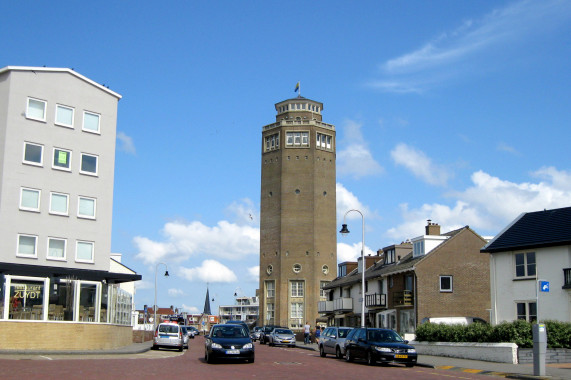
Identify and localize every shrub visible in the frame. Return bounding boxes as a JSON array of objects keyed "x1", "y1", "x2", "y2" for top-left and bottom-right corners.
[{"x1": 415, "y1": 320, "x2": 571, "y2": 348}]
